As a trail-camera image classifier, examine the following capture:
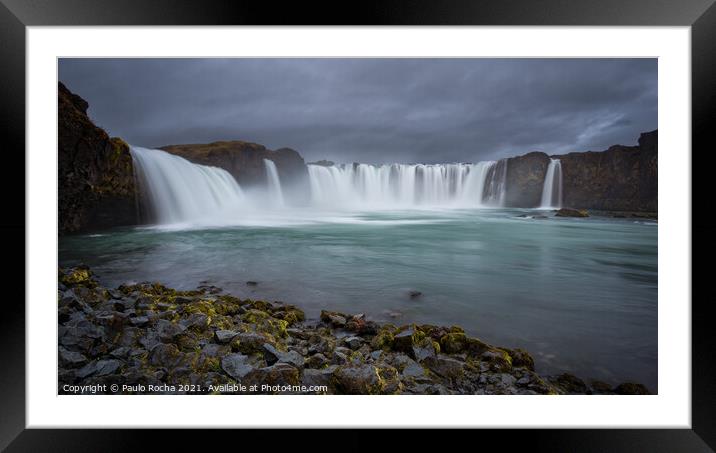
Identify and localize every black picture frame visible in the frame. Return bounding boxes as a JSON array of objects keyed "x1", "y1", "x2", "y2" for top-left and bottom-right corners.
[{"x1": 1, "y1": 0, "x2": 712, "y2": 450}]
